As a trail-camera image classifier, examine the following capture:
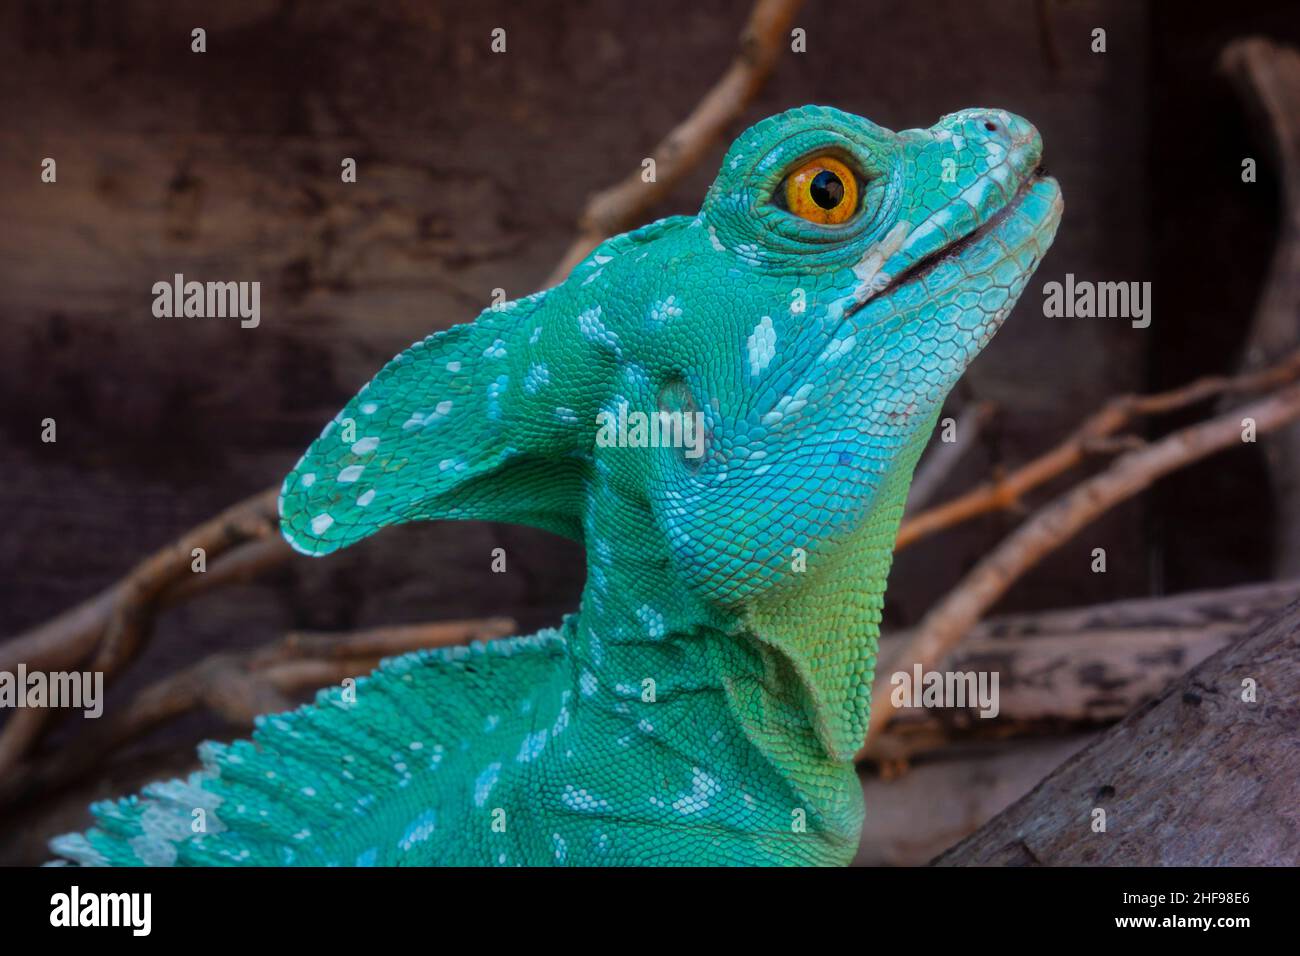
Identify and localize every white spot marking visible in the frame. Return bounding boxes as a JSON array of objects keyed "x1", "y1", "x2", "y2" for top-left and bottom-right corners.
[
  {"x1": 473, "y1": 763, "x2": 502, "y2": 806},
  {"x1": 747, "y1": 316, "x2": 776, "y2": 376}
]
